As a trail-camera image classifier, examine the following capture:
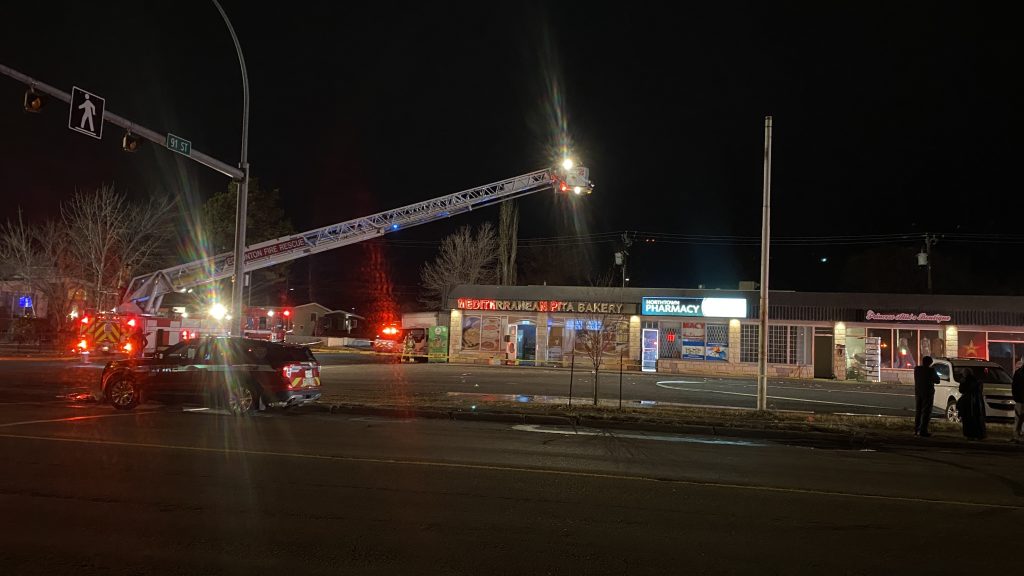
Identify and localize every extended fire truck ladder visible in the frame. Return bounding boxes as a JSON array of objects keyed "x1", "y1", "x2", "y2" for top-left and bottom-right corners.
[{"x1": 124, "y1": 165, "x2": 592, "y2": 314}]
